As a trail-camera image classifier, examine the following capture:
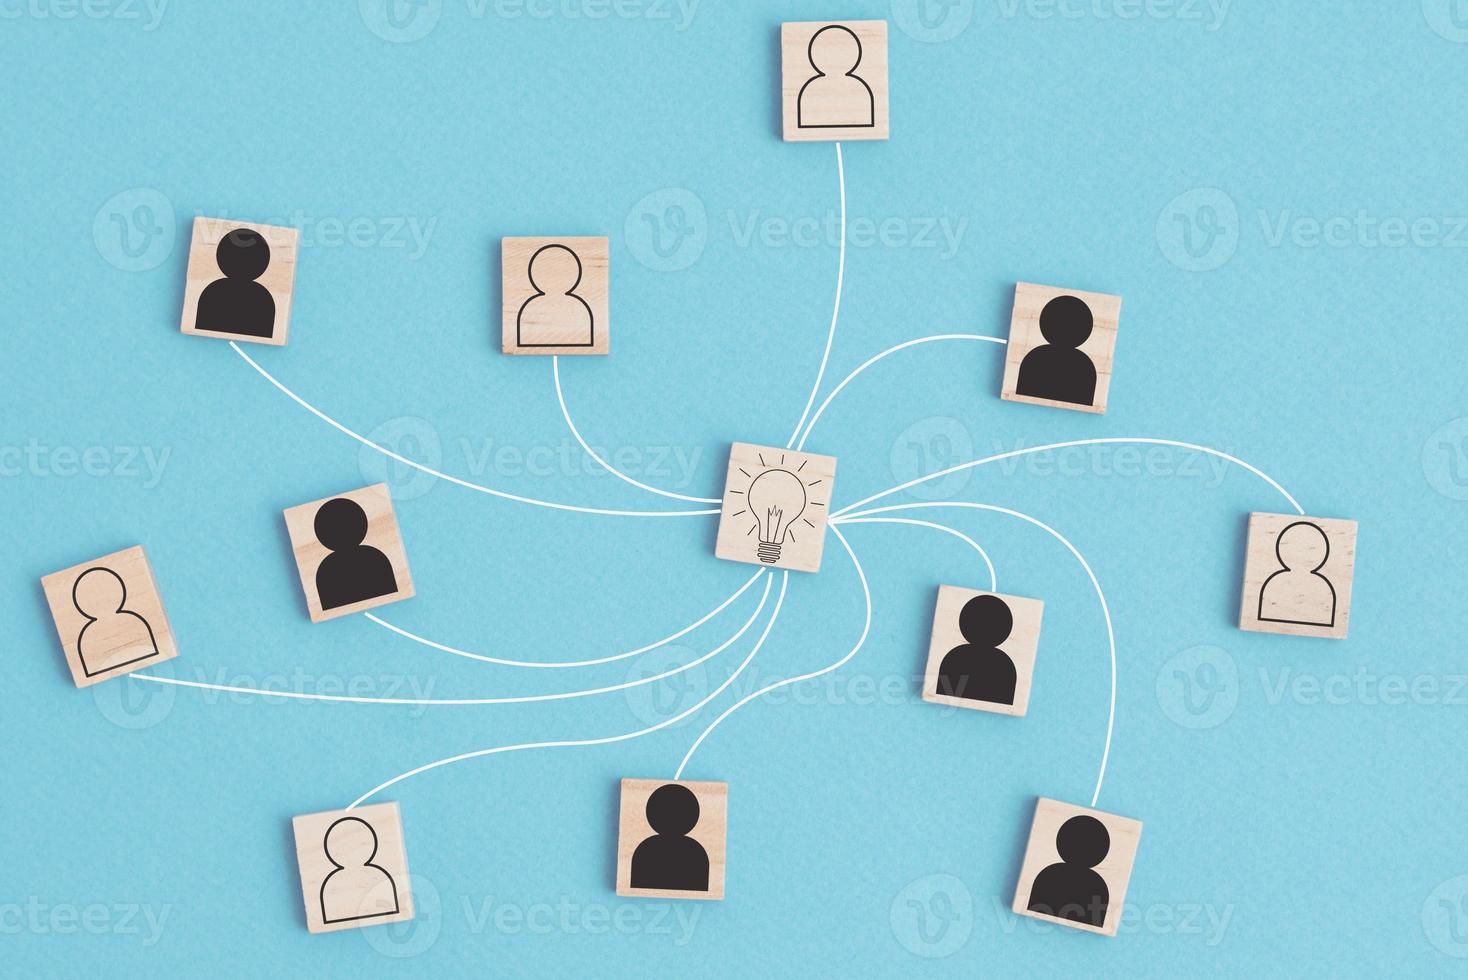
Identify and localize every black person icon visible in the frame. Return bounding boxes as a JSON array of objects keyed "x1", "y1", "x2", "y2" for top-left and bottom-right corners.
[
  {"x1": 1258, "y1": 521, "x2": 1336, "y2": 627},
  {"x1": 1016, "y1": 295, "x2": 1098, "y2": 407},
  {"x1": 195, "y1": 228, "x2": 276, "y2": 338},
  {"x1": 314, "y1": 497, "x2": 398, "y2": 611},
  {"x1": 319, "y1": 817, "x2": 400, "y2": 925},
  {"x1": 936, "y1": 594, "x2": 1017, "y2": 706},
  {"x1": 517, "y1": 244, "x2": 595, "y2": 348},
  {"x1": 72, "y1": 567, "x2": 159, "y2": 677},
  {"x1": 630, "y1": 784, "x2": 709, "y2": 893},
  {"x1": 797, "y1": 24, "x2": 875, "y2": 129},
  {"x1": 1026, "y1": 815, "x2": 1110, "y2": 928}
]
